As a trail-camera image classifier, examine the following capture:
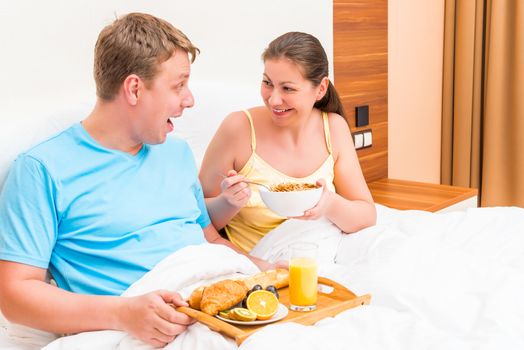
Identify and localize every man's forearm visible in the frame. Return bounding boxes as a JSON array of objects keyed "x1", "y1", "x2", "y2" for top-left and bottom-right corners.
[
  {"x1": 0, "y1": 264, "x2": 193, "y2": 347},
  {"x1": 1, "y1": 279, "x2": 122, "y2": 334}
]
